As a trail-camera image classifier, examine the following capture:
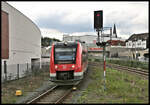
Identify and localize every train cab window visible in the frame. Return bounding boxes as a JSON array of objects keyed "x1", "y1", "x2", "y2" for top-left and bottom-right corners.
[{"x1": 54, "y1": 47, "x2": 77, "y2": 64}]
